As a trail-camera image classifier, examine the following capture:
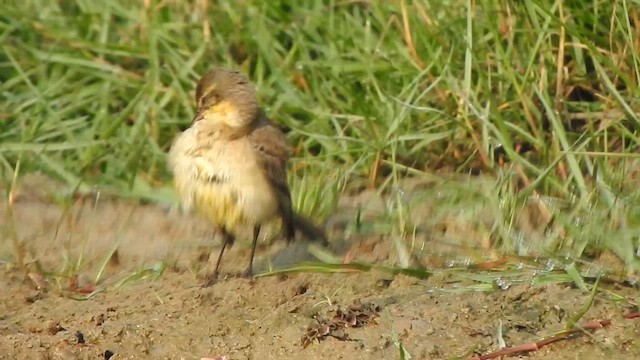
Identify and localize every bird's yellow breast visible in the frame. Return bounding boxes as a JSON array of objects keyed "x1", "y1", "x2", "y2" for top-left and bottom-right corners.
[
  {"x1": 177, "y1": 177, "x2": 246, "y2": 230},
  {"x1": 168, "y1": 123, "x2": 280, "y2": 231}
]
